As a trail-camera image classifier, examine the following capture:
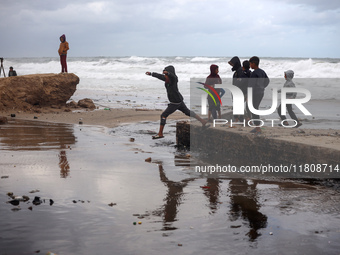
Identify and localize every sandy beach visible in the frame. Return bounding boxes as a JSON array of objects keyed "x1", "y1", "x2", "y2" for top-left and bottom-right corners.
[
  {"x1": 0, "y1": 108, "x2": 189, "y2": 128},
  {"x1": 1, "y1": 108, "x2": 340, "y2": 255}
]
